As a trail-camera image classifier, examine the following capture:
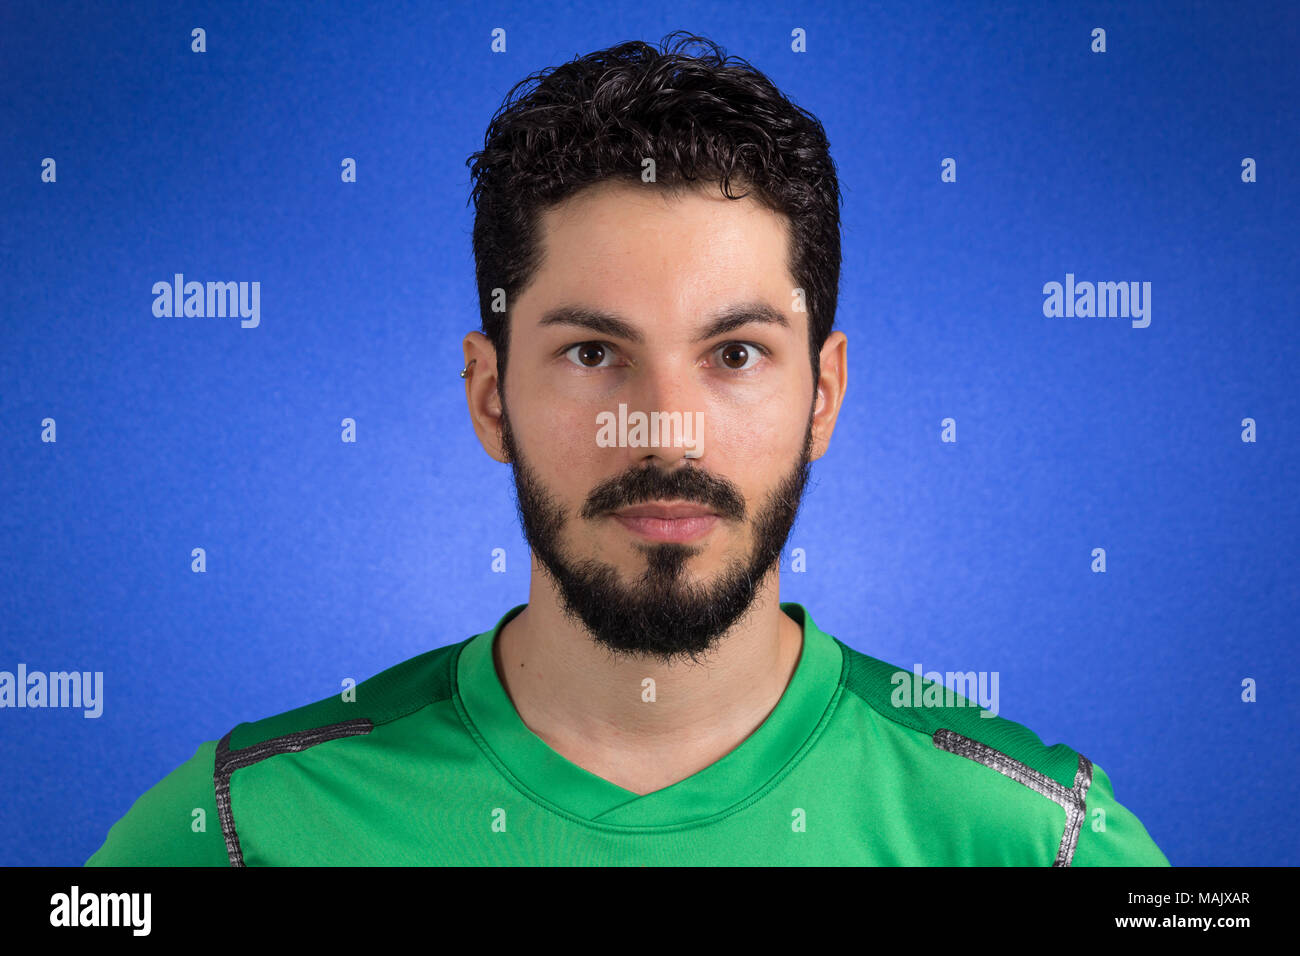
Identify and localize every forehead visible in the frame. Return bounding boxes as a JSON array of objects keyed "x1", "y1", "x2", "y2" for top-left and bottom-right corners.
[{"x1": 523, "y1": 179, "x2": 795, "y2": 323}]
